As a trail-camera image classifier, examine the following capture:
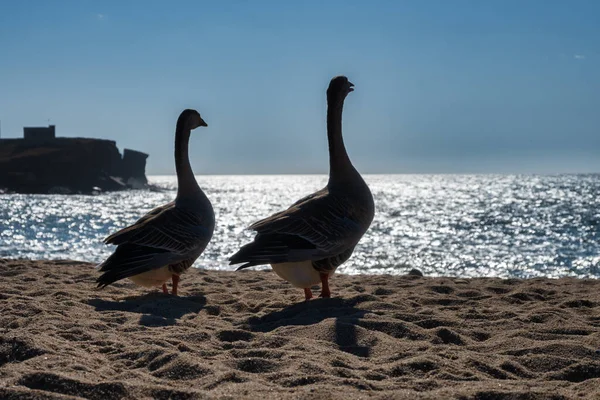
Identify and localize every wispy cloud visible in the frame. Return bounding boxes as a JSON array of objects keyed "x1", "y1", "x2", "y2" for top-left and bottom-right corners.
[
  {"x1": 574, "y1": 54, "x2": 586, "y2": 60},
  {"x1": 97, "y1": 13, "x2": 105, "y2": 20}
]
